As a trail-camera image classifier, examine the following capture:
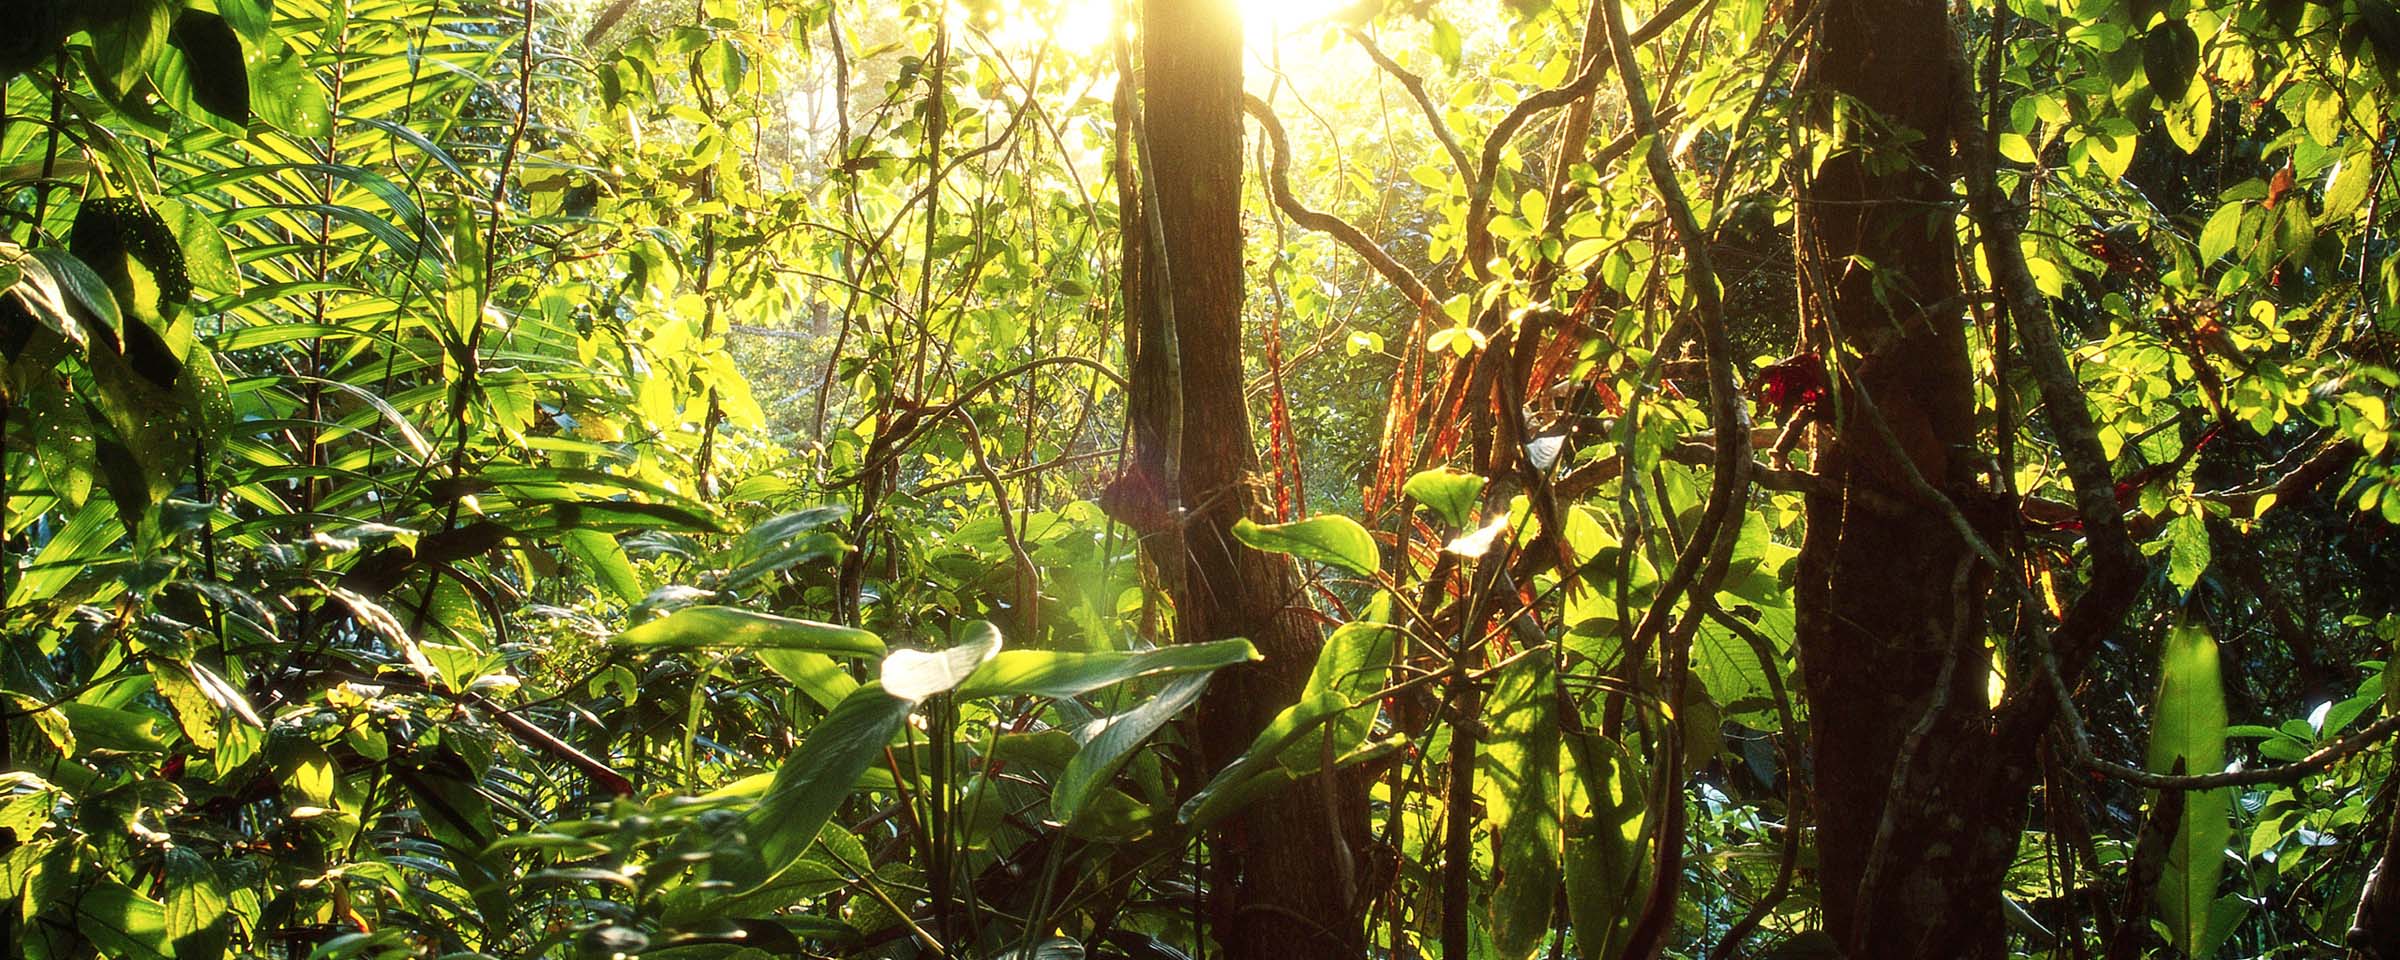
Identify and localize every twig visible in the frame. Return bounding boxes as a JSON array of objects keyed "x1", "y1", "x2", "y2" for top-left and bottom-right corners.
[
  {"x1": 1345, "y1": 29, "x2": 1473, "y2": 184},
  {"x1": 1244, "y1": 94, "x2": 1440, "y2": 312}
]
